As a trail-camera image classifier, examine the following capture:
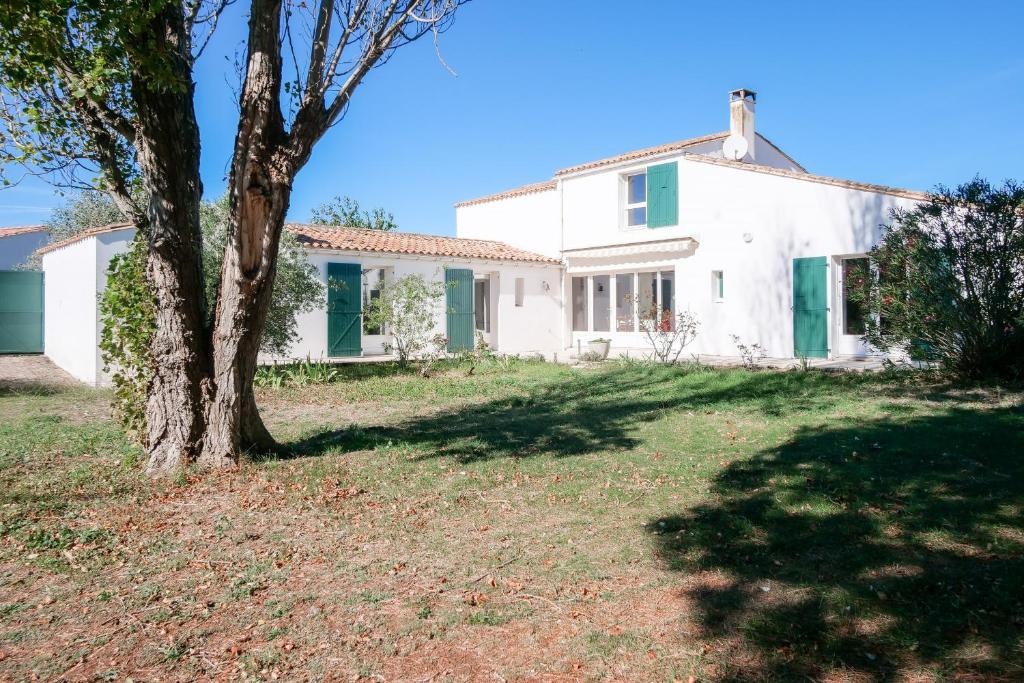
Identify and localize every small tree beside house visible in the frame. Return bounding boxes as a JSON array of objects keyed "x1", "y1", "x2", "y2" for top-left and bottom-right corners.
[
  {"x1": 638, "y1": 301, "x2": 700, "y2": 364},
  {"x1": 362, "y1": 273, "x2": 448, "y2": 368}
]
